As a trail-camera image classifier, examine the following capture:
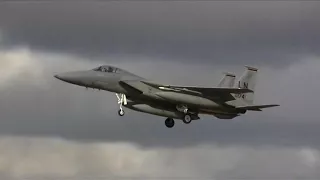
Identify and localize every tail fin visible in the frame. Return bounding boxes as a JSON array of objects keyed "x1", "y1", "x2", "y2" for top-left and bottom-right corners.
[
  {"x1": 233, "y1": 66, "x2": 258, "y2": 105},
  {"x1": 218, "y1": 72, "x2": 236, "y2": 88}
]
